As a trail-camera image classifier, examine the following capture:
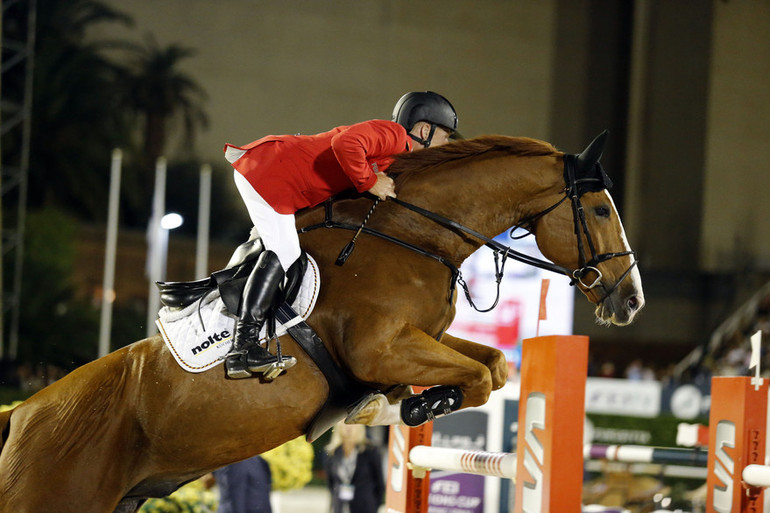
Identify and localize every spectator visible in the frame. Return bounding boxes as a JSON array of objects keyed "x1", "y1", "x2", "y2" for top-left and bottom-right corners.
[
  {"x1": 325, "y1": 422, "x2": 384, "y2": 513},
  {"x1": 625, "y1": 359, "x2": 644, "y2": 381},
  {"x1": 598, "y1": 361, "x2": 616, "y2": 378},
  {"x1": 214, "y1": 455, "x2": 272, "y2": 513}
]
